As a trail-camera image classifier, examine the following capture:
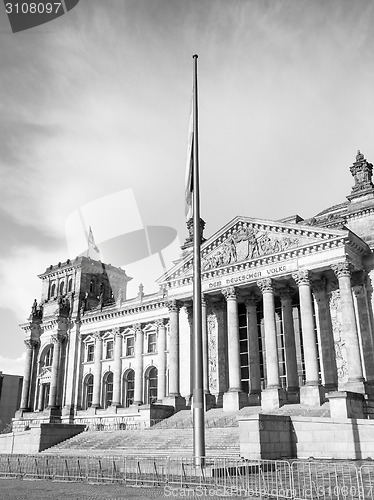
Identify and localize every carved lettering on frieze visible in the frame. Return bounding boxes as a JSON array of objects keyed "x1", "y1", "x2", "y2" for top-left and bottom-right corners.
[{"x1": 201, "y1": 223, "x2": 299, "y2": 271}]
